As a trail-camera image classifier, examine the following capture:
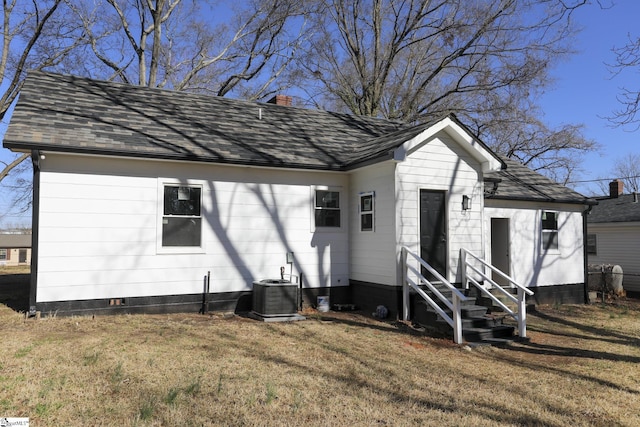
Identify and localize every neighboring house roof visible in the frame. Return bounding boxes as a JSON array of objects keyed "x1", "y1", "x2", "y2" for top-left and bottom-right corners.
[
  {"x1": 3, "y1": 71, "x2": 591, "y2": 206},
  {"x1": 484, "y1": 157, "x2": 595, "y2": 205},
  {"x1": 0, "y1": 234, "x2": 31, "y2": 249},
  {"x1": 587, "y1": 194, "x2": 640, "y2": 223}
]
